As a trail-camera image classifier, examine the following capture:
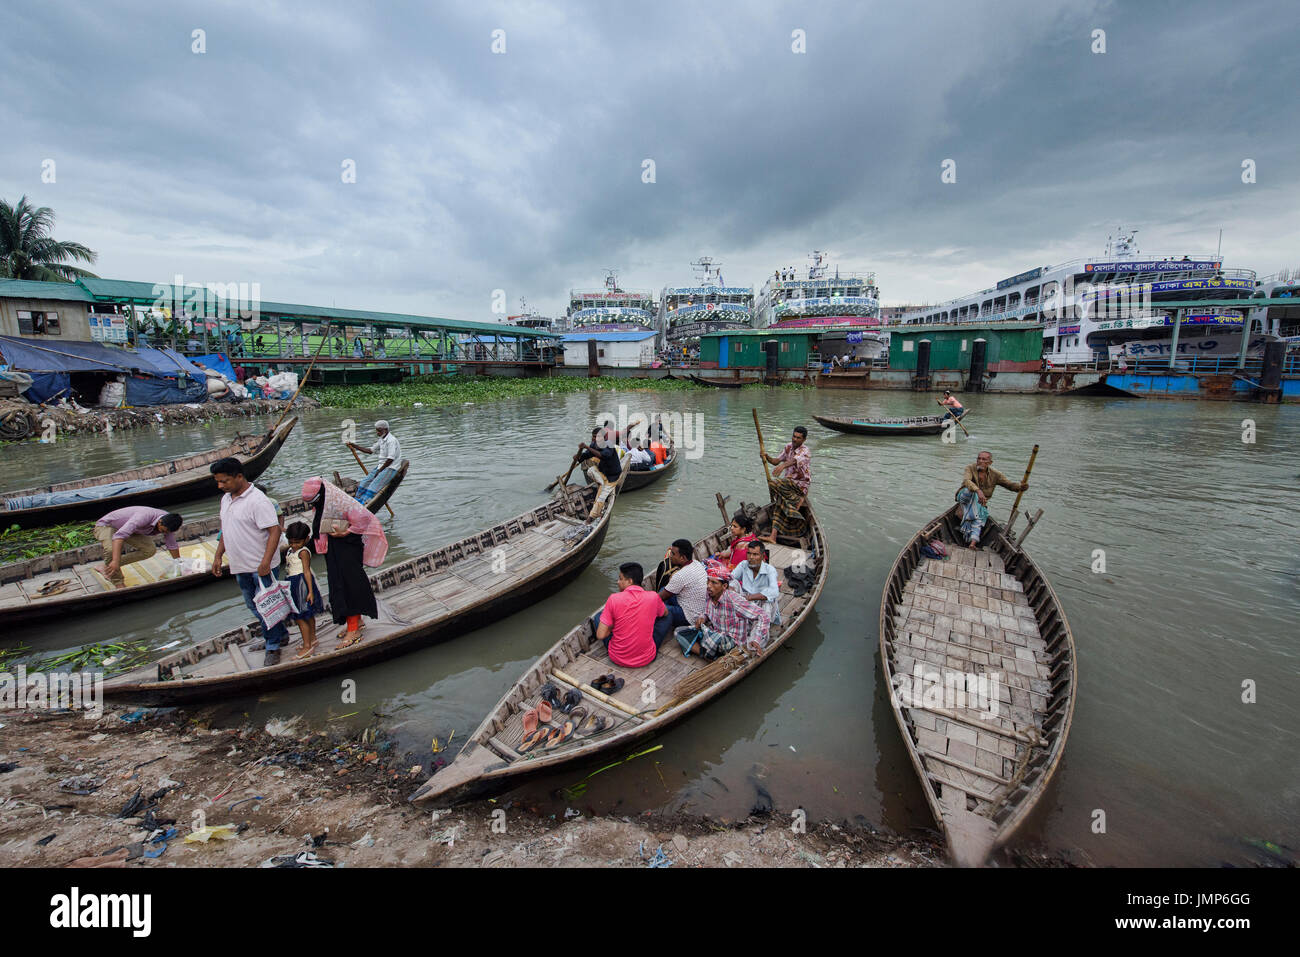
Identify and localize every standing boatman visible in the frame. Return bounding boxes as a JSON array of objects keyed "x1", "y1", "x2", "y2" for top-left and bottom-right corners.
[
  {"x1": 348, "y1": 420, "x2": 402, "y2": 504},
  {"x1": 939, "y1": 390, "x2": 966, "y2": 420}
]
